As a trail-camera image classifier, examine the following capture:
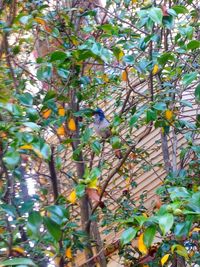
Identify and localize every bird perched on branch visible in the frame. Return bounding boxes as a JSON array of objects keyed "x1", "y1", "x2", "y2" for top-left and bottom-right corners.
[{"x1": 93, "y1": 108, "x2": 122, "y2": 159}]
